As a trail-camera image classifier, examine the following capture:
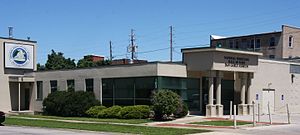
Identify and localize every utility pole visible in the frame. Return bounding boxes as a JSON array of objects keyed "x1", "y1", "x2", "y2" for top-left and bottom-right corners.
[
  {"x1": 128, "y1": 29, "x2": 137, "y2": 64},
  {"x1": 170, "y1": 26, "x2": 173, "y2": 62},
  {"x1": 109, "y1": 40, "x2": 113, "y2": 61}
]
